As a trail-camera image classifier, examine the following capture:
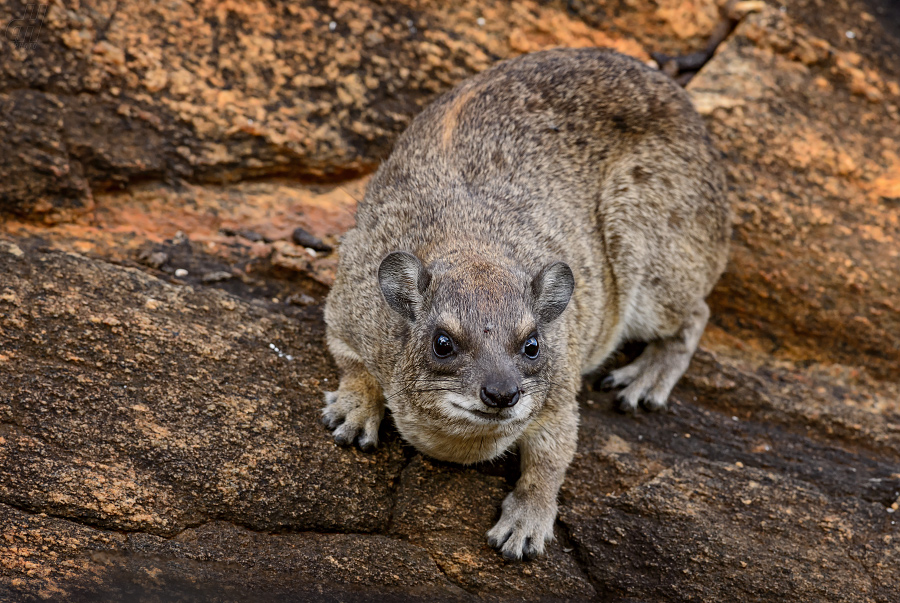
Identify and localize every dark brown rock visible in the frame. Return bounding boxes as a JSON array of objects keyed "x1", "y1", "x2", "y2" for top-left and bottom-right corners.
[
  {"x1": 560, "y1": 347, "x2": 900, "y2": 602},
  {"x1": 390, "y1": 456, "x2": 597, "y2": 601},
  {"x1": 0, "y1": 90, "x2": 94, "y2": 217},
  {"x1": 563, "y1": 458, "x2": 896, "y2": 602},
  {"x1": 0, "y1": 504, "x2": 471, "y2": 602},
  {"x1": 0, "y1": 239, "x2": 406, "y2": 537},
  {"x1": 292, "y1": 227, "x2": 332, "y2": 253}
]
